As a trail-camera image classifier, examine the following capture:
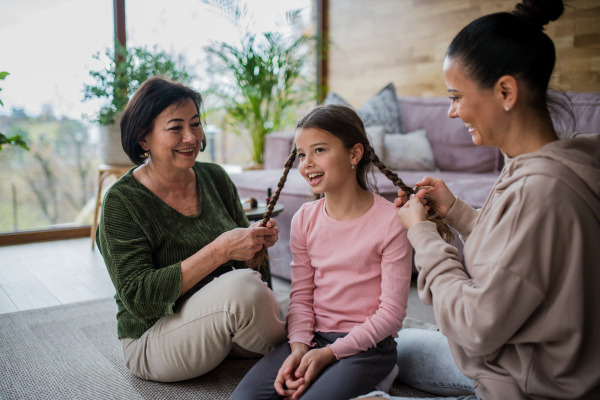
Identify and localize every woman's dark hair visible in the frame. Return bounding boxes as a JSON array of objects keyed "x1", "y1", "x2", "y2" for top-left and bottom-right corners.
[
  {"x1": 447, "y1": 0, "x2": 566, "y2": 117},
  {"x1": 121, "y1": 76, "x2": 206, "y2": 165},
  {"x1": 248, "y1": 105, "x2": 453, "y2": 270}
]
